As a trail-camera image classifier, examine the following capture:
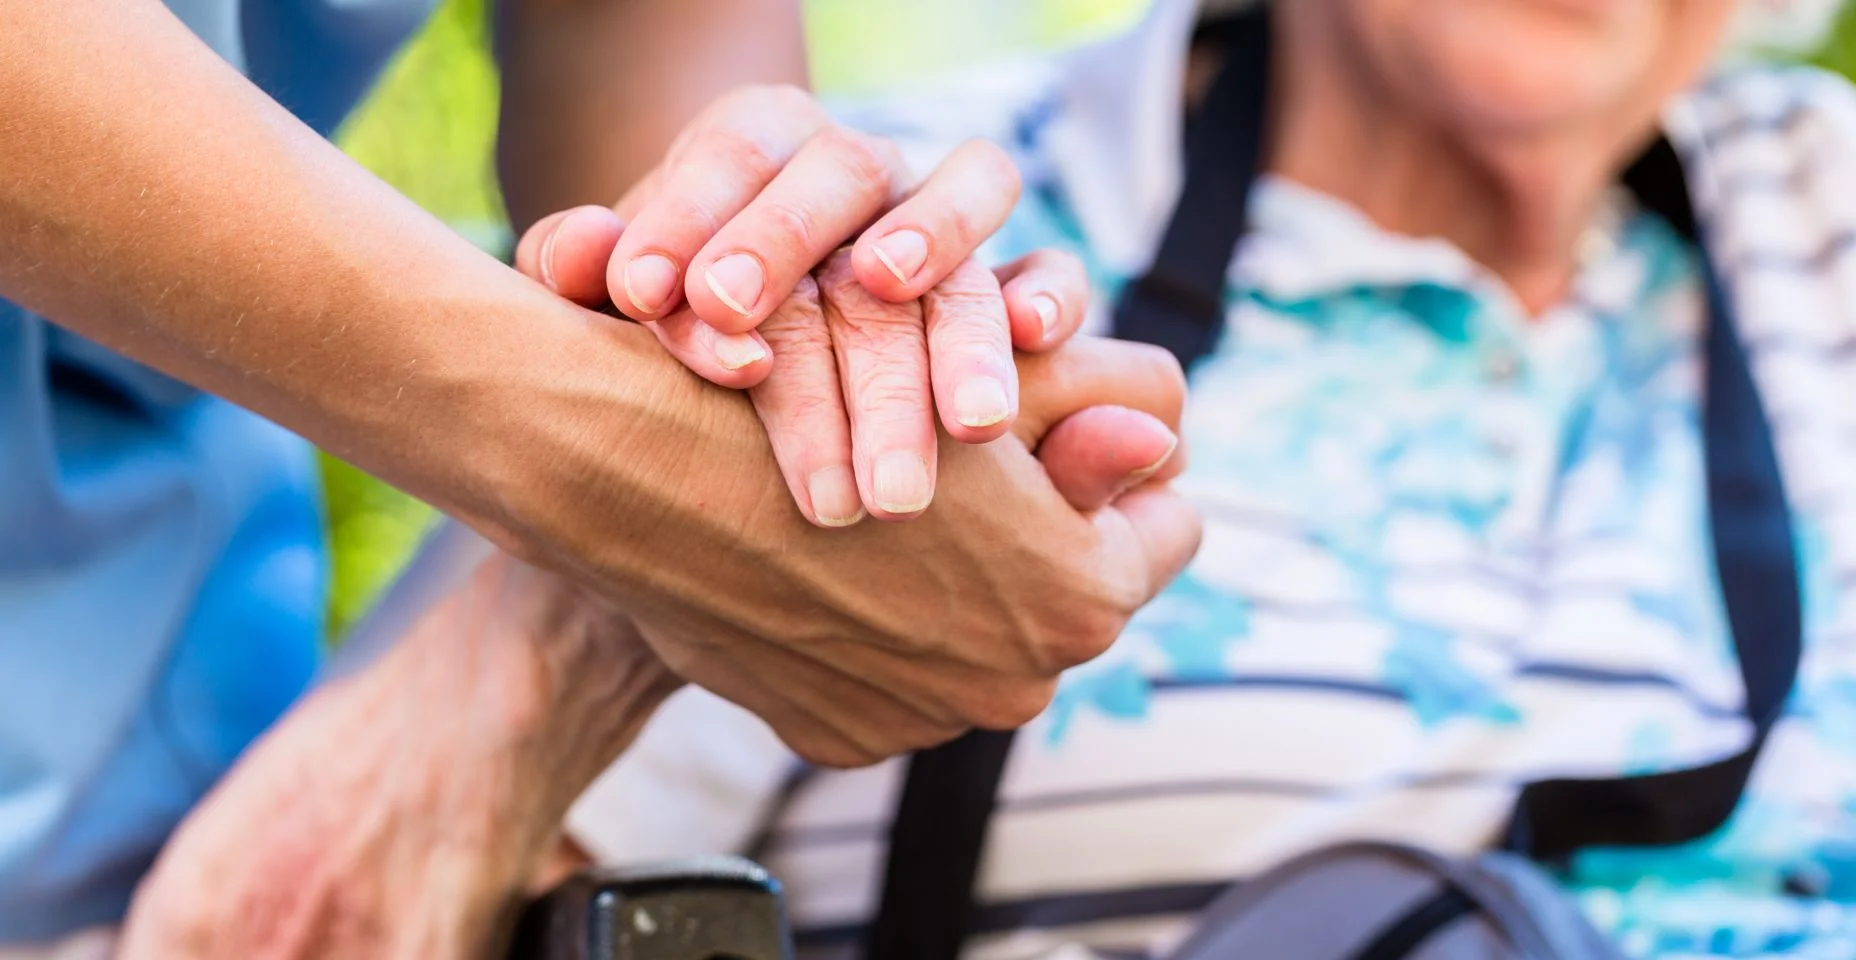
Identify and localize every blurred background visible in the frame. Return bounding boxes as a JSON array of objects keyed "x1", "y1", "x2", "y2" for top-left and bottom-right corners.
[{"x1": 322, "y1": 0, "x2": 1856, "y2": 640}]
